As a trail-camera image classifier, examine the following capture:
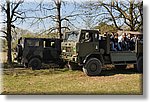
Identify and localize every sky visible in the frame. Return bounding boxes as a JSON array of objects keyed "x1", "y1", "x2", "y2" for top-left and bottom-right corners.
[
  {"x1": 15, "y1": 0, "x2": 116, "y2": 33},
  {"x1": 0, "y1": 0, "x2": 80, "y2": 32},
  {"x1": 0, "y1": 0, "x2": 143, "y2": 34}
]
